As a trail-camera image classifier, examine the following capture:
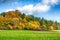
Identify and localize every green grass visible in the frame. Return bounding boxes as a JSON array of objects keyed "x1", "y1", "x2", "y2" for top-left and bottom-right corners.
[{"x1": 0, "y1": 30, "x2": 60, "y2": 40}]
